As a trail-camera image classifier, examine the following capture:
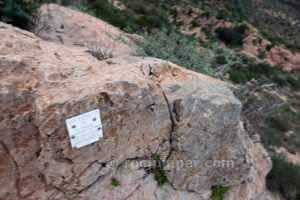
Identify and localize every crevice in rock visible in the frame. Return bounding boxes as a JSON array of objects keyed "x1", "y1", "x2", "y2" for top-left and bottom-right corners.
[
  {"x1": 124, "y1": 184, "x2": 142, "y2": 200},
  {"x1": 77, "y1": 171, "x2": 109, "y2": 195},
  {"x1": 100, "y1": 92, "x2": 114, "y2": 107},
  {"x1": 48, "y1": 184, "x2": 72, "y2": 200},
  {"x1": 162, "y1": 91, "x2": 175, "y2": 163},
  {"x1": 145, "y1": 103, "x2": 157, "y2": 112},
  {"x1": 76, "y1": 160, "x2": 101, "y2": 179},
  {"x1": 57, "y1": 35, "x2": 64, "y2": 44},
  {"x1": 54, "y1": 155, "x2": 74, "y2": 165},
  {"x1": 140, "y1": 64, "x2": 153, "y2": 76},
  {"x1": 162, "y1": 91, "x2": 175, "y2": 137},
  {"x1": 140, "y1": 64, "x2": 177, "y2": 164},
  {"x1": 173, "y1": 99, "x2": 182, "y2": 122}
]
